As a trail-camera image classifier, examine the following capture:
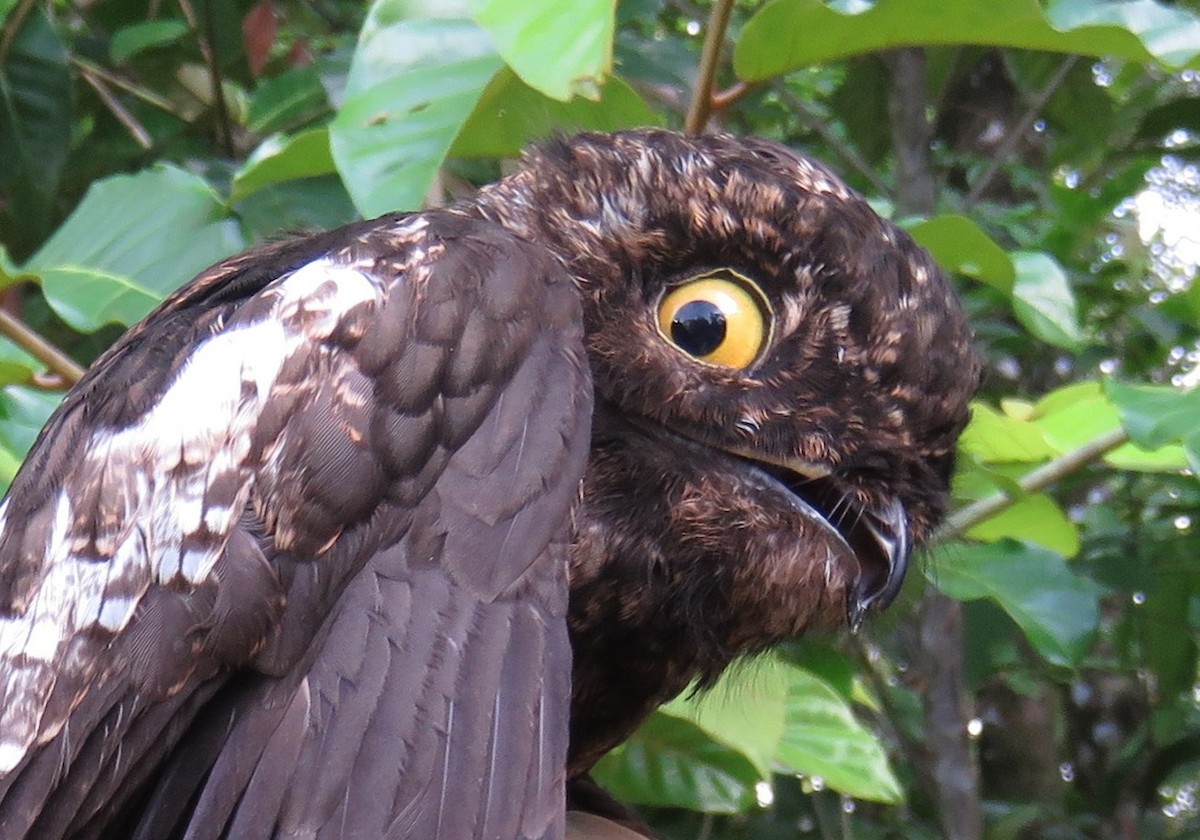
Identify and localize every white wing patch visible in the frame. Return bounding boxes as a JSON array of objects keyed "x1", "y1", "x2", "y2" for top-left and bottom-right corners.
[{"x1": 0, "y1": 254, "x2": 386, "y2": 774}]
